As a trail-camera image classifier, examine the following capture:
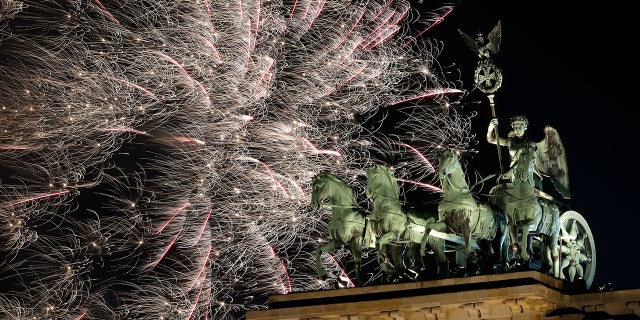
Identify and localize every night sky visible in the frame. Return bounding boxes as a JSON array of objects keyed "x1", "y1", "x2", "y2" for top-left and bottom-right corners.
[
  {"x1": 419, "y1": 1, "x2": 639, "y2": 290},
  {"x1": 3, "y1": 2, "x2": 635, "y2": 319}
]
